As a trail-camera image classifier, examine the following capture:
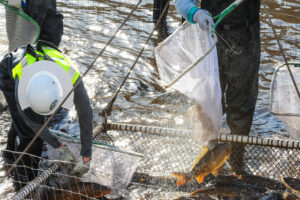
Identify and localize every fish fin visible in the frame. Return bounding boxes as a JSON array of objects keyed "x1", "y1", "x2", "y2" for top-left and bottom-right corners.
[
  {"x1": 195, "y1": 175, "x2": 205, "y2": 184},
  {"x1": 172, "y1": 172, "x2": 190, "y2": 186},
  {"x1": 212, "y1": 168, "x2": 219, "y2": 177},
  {"x1": 191, "y1": 146, "x2": 209, "y2": 170}
]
